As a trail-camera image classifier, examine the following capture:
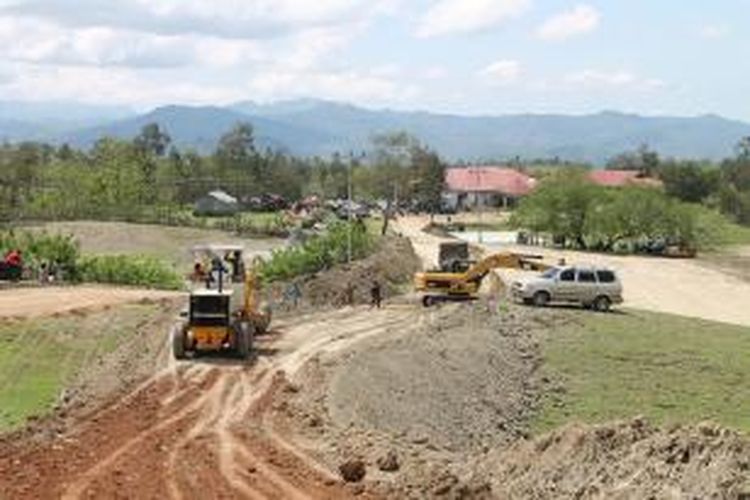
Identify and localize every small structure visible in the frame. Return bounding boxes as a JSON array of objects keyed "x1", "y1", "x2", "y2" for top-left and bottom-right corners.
[
  {"x1": 193, "y1": 190, "x2": 239, "y2": 217},
  {"x1": 444, "y1": 166, "x2": 536, "y2": 209},
  {"x1": 588, "y1": 170, "x2": 663, "y2": 188}
]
